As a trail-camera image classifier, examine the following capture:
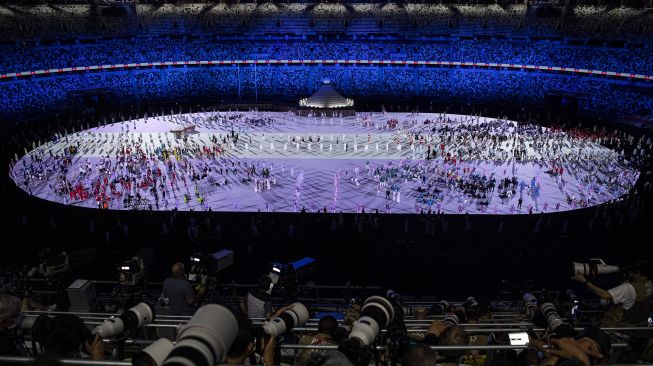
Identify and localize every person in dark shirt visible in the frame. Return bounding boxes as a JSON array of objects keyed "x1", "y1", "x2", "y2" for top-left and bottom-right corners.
[
  {"x1": 403, "y1": 344, "x2": 436, "y2": 366},
  {"x1": 0, "y1": 295, "x2": 23, "y2": 356},
  {"x1": 162, "y1": 262, "x2": 205, "y2": 316},
  {"x1": 31, "y1": 314, "x2": 104, "y2": 361},
  {"x1": 224, "y1": 318, "x2": 276, "y2": 366},
  {"x1": 244, "y1": 275, "x2": 273, "y2": 319},
  {"x1": 296, "y1": 315, "x2": 338, "y2": 364}
]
